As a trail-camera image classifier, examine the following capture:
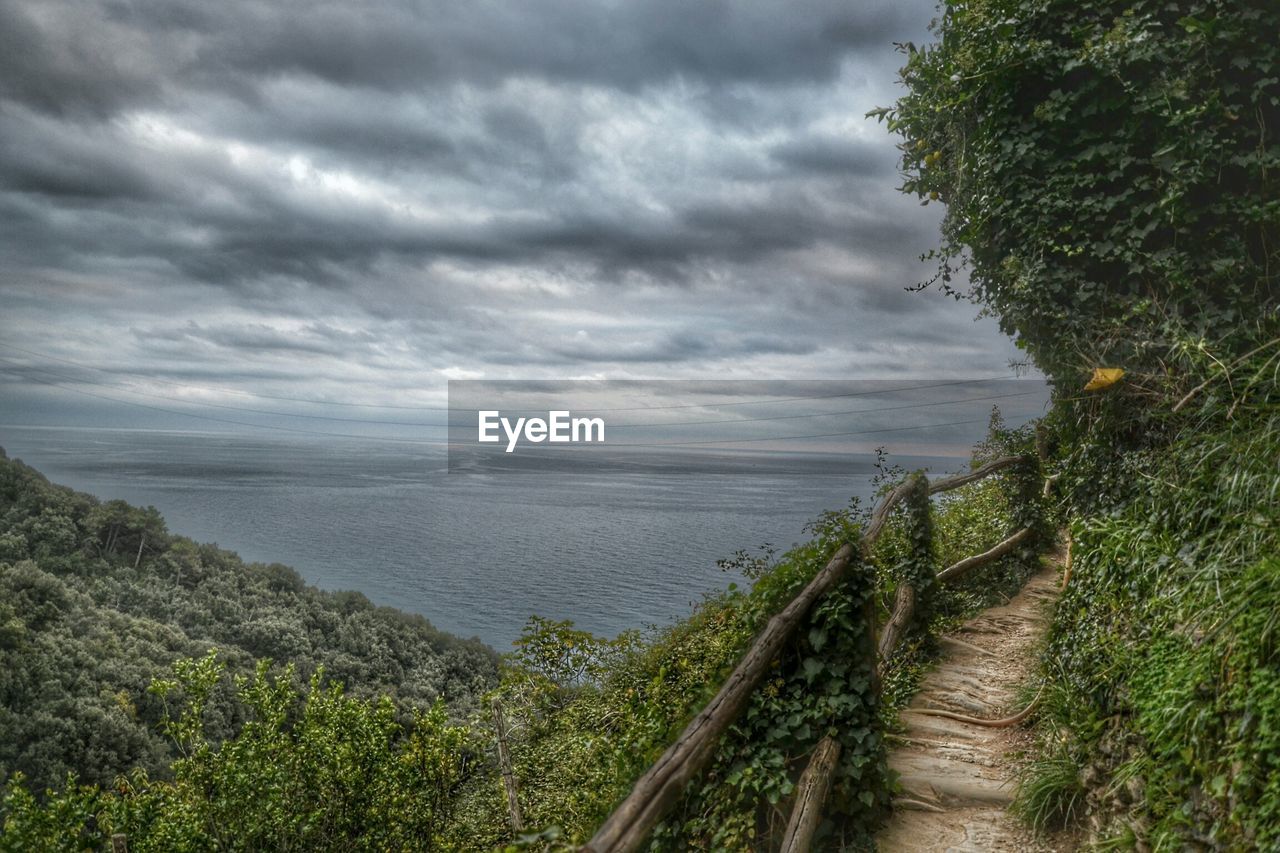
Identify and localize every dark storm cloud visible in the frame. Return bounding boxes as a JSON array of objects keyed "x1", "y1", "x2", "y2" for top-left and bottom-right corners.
[
  {"x1": 547, "y1": 329, "x2": 821, "y2": 365},
  {"x1": 1, "y1": 0, "x2": 923, "y2": 116},
  {"x1": 0, "y1": 121, "x2": 162, "y2": 201},
  {"x1": 0, "y1": 0, "x2": 1030, "y2": 433},
  {"x1": 769, "y1": 135, "x2": 895, "y2": 177},
  {"x1": 0, "y1": 2, "x2": 164, "y2": 117},
  {"x1": 141, "y1": 321, "x2": 384, "y2": 357}
]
